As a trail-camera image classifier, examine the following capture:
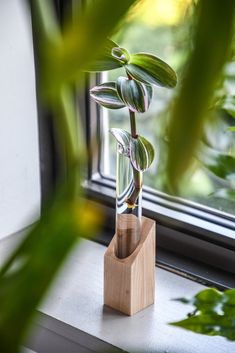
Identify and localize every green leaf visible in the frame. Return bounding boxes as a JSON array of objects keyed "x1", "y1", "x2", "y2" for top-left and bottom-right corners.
[
  {"x1": 116, "y1": 76, "x2": 153, "y2": 113},
  {"x1": 221, "y1": 96, "x2": 235, "y2": 118},
  {"x1": 90, "y1": 82, "x2": 125, "y2": 109},
  {"x1": 171, "y1": 314, "x2": 235, "y2": 340},
  {"x1": 34, "y1": 0, "x2": 138, "y2": 98},
  {"x1": 0, "y1": 198, "x2": 101, "y2": 353},
  {"x1": 170, "y1": 288, "x2": 235, "y2": 341},
  {"x1": 174, "y1": 289, "x2": 223, "y2": 314},
  {"x1": 197, "y1": 144, "x2": 235, "y2": 181},
  {"x1": 194, "y1": 289, "x2": 223, "y2": 314},
  {"x1": 227, "y1": 126, "x2": 235, "y2": 131},
  {"x1": 83, "y1": 39, "x2": 123, "y2": 71},
  {"x1": 166, "y1": 0, "x2": 235, "y2": 192},
  {"x1": 109, "y1": 130, "x2": 155, "y2": 170},
  {"x1": 130, "y1": 135, "x2": 155, "y2": 172},
  {"x1": 111, "y1": 46, "x2": 130, "y2": 65},
  {"x1": 109, "y1": 128, "x2": 131, "y2": 156},
  {"x1": 210, "y1": 188, "x2": 235, "y2": 201},
  {"x1": 125, "y1": 53, "x2": 177, "y2": 88}
]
